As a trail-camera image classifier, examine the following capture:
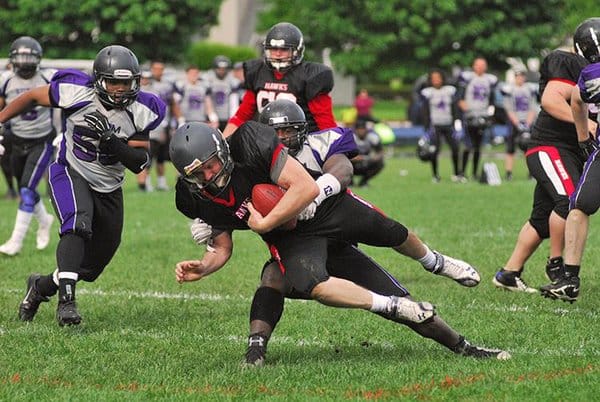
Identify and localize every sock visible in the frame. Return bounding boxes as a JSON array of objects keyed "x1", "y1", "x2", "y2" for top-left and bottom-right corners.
[
  {"x1": 33, "y1": 201, "x2": 51, "y2": 224},
  {"x1": 564, "y1": 264, "x2": 580, "y2": 277},
  {"x1": 157, "y1": 176, "x2": 167, "y2": 187},
  {"x1": 369, "y1": 292, "x2": 390, "y2": 313},
  {"x1": 7, "y1": 209, "x2": 34, "y2": 244},
  {"x1": 418, "y1": 245, "x2": 438, "y2": 271}
]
